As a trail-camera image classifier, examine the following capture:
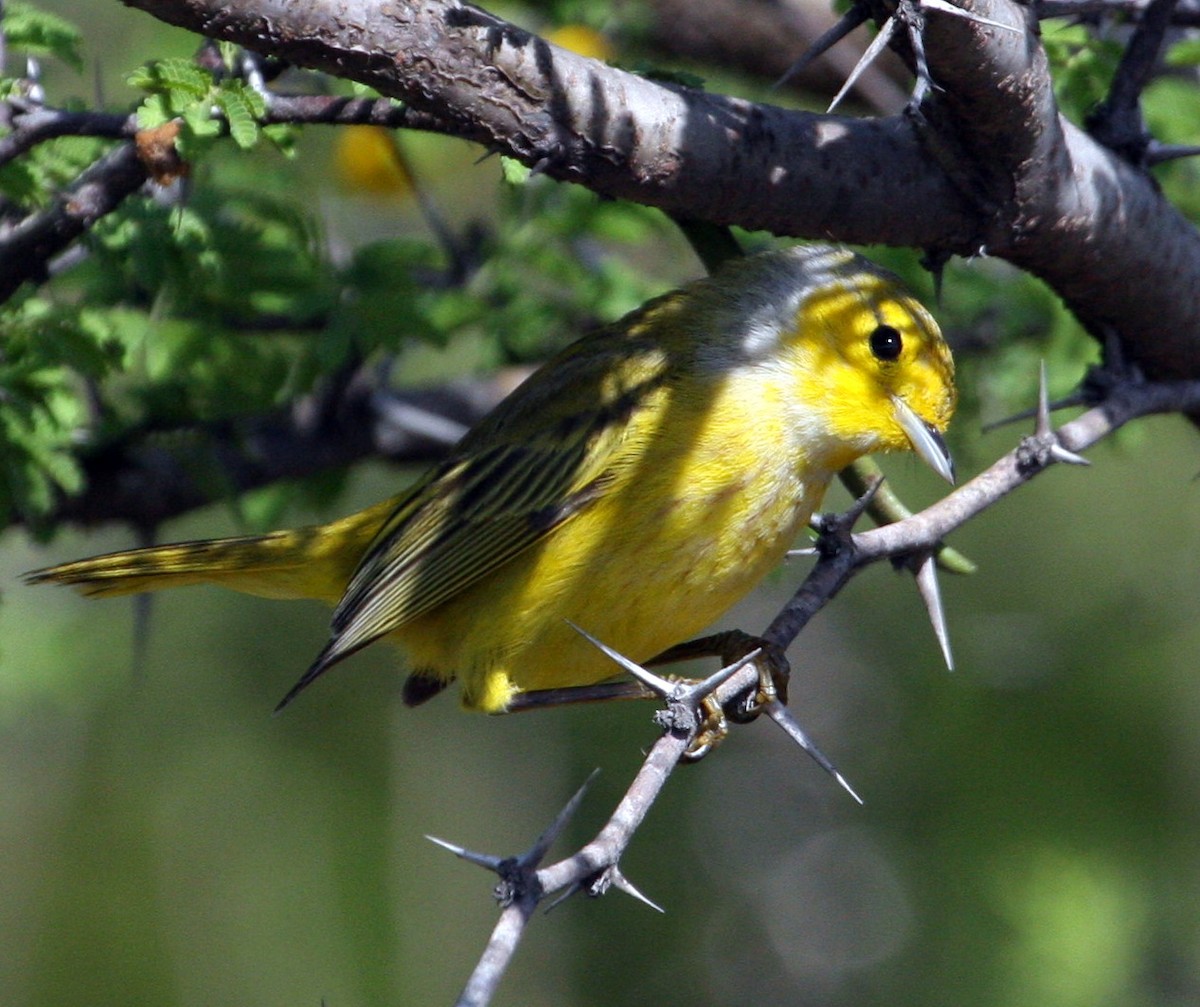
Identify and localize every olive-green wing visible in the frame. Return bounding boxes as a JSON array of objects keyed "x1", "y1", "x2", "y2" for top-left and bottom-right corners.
[
  {"x1": 267, "y1": 298, "x2": 683, "y2": 712},
  {"x1": 329, "y1": 332, "x2": 674, "y2": 669},
  {"x1": 328, "y1": 432, "x2": 612, "y2": 656}
]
